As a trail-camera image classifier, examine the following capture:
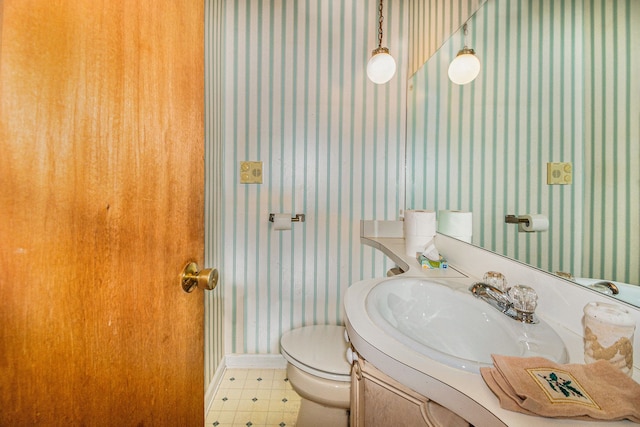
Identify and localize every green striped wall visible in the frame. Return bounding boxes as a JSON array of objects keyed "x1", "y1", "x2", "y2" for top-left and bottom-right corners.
[
  {"x1": 582, "y1": 0, "x2": 640, "y2": 286},
  {"x1": 407, "y1": 0, "x2": 639, "y2": 285},
  {"x1": 408, "y1": 0, "x2": 486, "y2": 76},
  {"x1": 216, "y1": 0, "x2": 408, "y2": 354},
  {"x1": 205, "y1": 0, "x2": 639, "y2": 371},
  {"x1": 204, "y1": 0, "x2": 225, "y2": 387}
]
